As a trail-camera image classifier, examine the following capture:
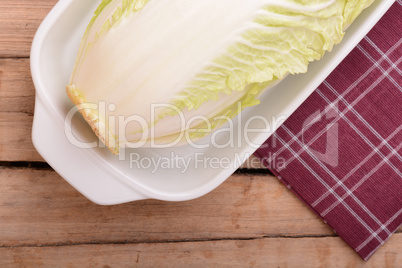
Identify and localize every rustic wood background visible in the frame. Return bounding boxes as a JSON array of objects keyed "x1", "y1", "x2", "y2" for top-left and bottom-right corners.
[{"x1": 0, "y1": 0, "x2": 400, "y2": 267}]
